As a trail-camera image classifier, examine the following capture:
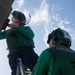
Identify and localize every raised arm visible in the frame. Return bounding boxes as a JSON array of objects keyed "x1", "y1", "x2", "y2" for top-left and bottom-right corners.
[{"x1": 16, "y1": 26, "x2": 35, "y2": 40}]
